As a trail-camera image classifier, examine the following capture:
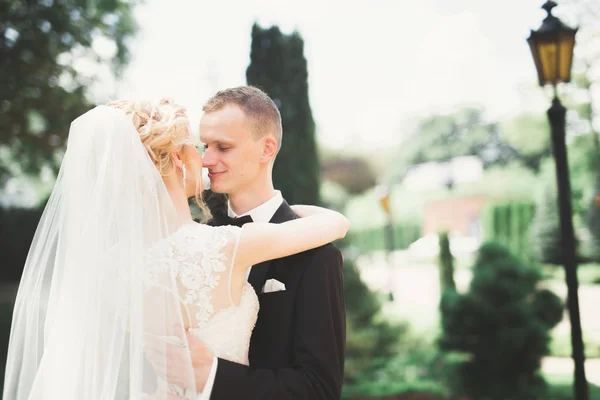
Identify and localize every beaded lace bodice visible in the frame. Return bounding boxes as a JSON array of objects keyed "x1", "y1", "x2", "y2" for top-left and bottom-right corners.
[{"x1": 145, "y1": 223, "x2": 259, "y2": 398}]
